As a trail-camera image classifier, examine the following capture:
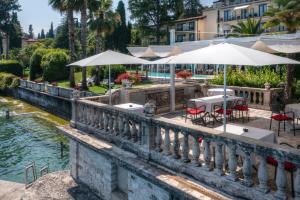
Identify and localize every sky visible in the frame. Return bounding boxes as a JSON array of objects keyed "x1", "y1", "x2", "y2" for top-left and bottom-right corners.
[{"x1": 18, "y1": 0, "x2": 212, "y2": 36}]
